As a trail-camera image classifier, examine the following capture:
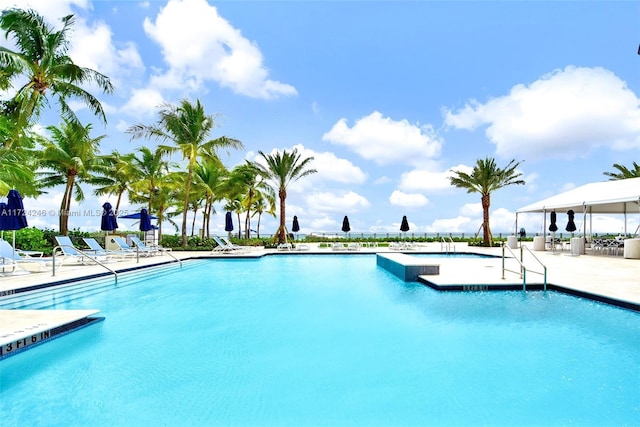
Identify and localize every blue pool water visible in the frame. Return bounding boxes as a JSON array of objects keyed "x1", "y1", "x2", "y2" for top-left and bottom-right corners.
[{"x1": 1, "y1": 255, "x2": 639, "y2": 426}]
